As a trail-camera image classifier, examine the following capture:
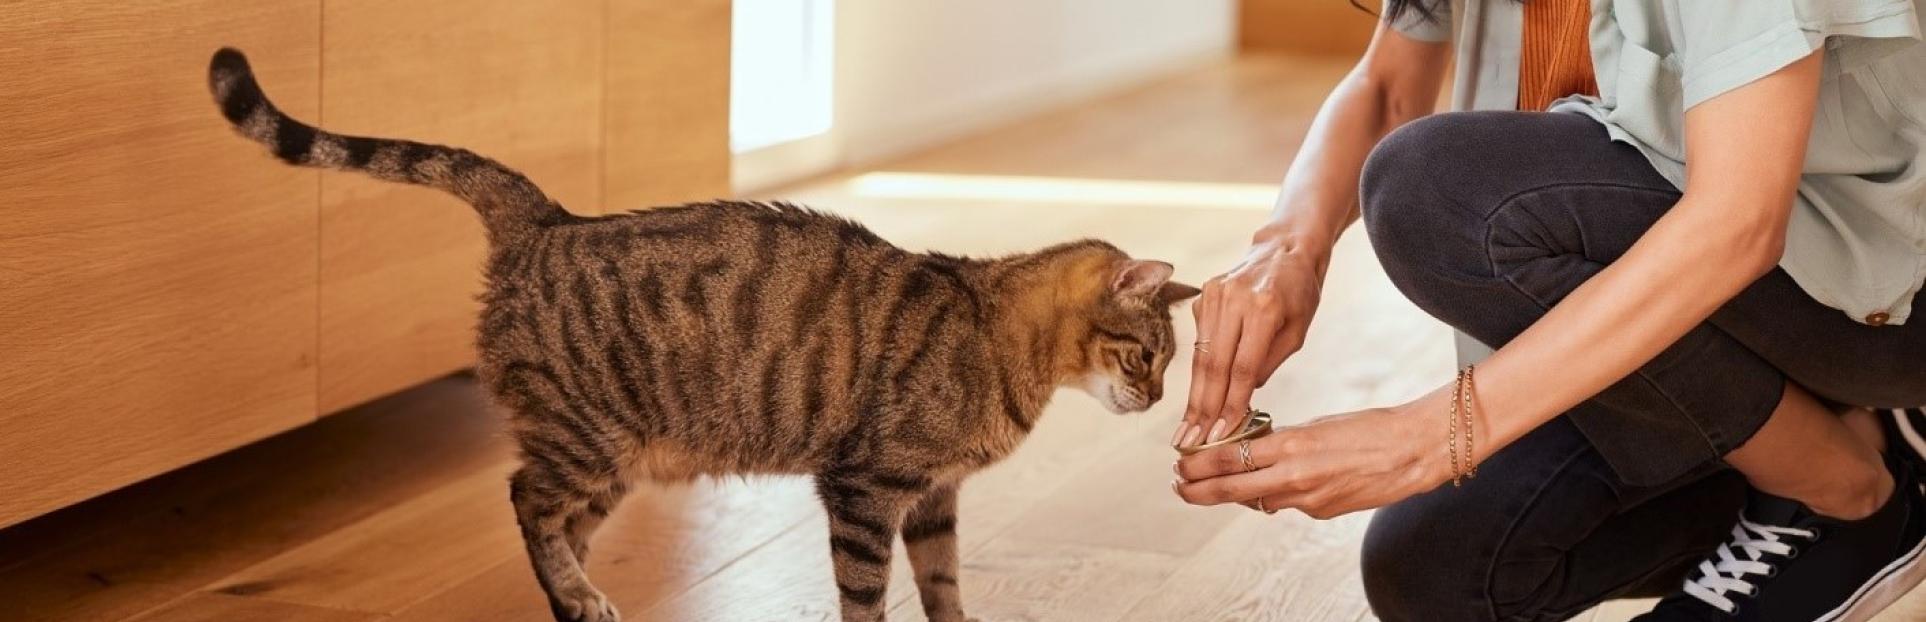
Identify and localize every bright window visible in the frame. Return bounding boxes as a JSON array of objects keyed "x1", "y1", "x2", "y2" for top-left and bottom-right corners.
[{"x1": 730, "y1": 0, "x2": 835, "y2": 153}]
